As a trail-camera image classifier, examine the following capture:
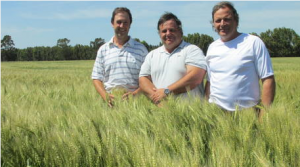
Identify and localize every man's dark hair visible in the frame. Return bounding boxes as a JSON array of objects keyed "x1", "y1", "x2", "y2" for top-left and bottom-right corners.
[
  {"x1": 111, "y1": 7, "x2": 132, "y2": 24},
  {"x1": 211, "y1": 1, "x2": 239, "y2": 27},
  {"x1": 157, "y1": 12, "x2": 183, "y2": 36}
]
